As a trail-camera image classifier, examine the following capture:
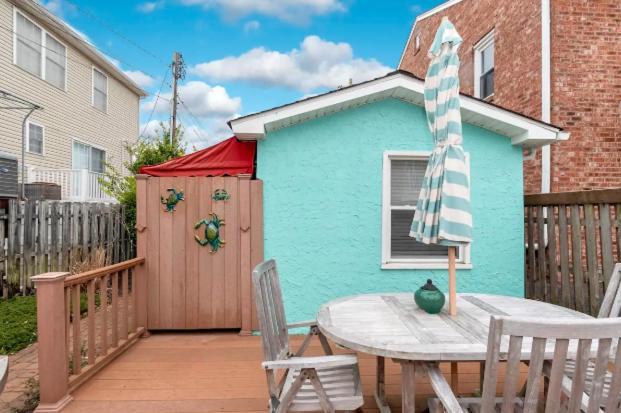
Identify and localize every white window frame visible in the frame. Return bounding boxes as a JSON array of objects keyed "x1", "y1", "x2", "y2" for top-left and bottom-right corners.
[
  {"x1": 381, "y1": 150, "x2": 472, "y2": 270},
  {"x1": 13, "y1": 8, "x2": 68, "y2": 91},
  {"x1": 473, "y1": 29, "x2": 494, "y2": 100},
  {"x1": 72, "y1": 138, "x2": 107, "y2": 172},
  {"x1": 92, "y1": 67, "x2": 109, "y2": 113},
  {"x1": 26, "y1": 121, "x2": 45, "y2": 156}
]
